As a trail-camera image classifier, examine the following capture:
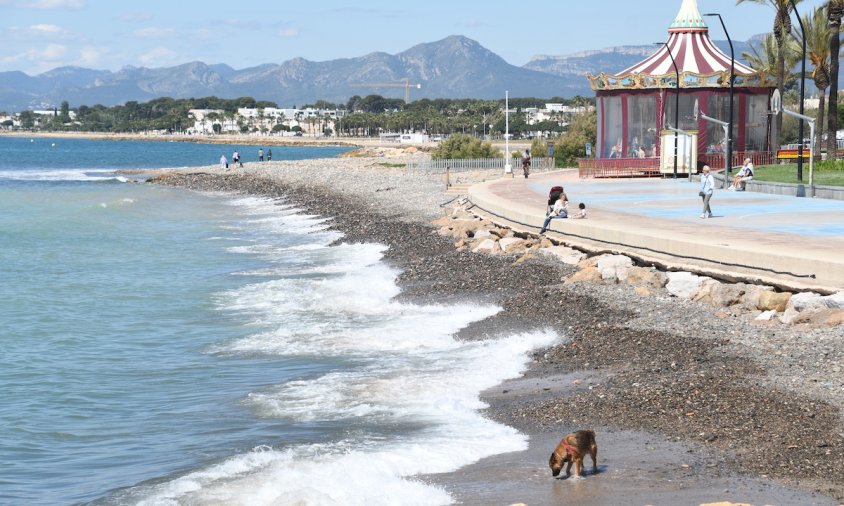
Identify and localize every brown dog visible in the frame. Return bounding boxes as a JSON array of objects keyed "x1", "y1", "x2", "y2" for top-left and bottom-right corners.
[{"x1": 549, "y1": 429, "x2": 598, "y2": 478}]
